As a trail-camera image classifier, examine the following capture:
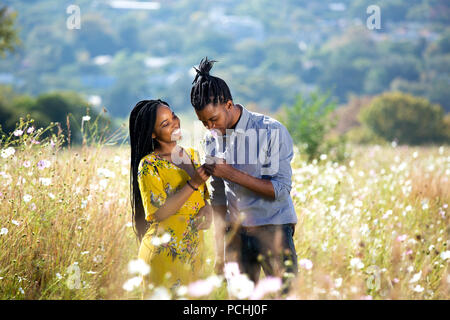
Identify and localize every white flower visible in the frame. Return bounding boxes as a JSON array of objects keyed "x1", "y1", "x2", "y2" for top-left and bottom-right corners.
[
  {"x1": 176, "y1": 285, "x2": 188, "y2": 296},
  {"x1": 11, "y1": 220, "x2": 20, "y2": 226},
  {"x1": 160, "y1": 233, "x2": 171, "y2": 244},
  {"x1": 334, "y1": 277, "x2": 343, "y2": 288},
  {"x1": 382, "y1": 209, "x2": 393, "y2": 219},
  {"x1": 224, "y1": 262, "x2": 240, "y2": 279},
  {"x1": 151, "y1": 236, "x2": 161, "y2": 246},
  {"x1": 1, "y1": 147, "x2": 15, "y2": 158},
  {"x1": 187, "y1": 276, "x2": 223, "y2": 297},
  {"x1": 37, "y1": 160, "x2": 51, "y2": 170},
  {"x1": 122, "y1": 276, "x2": 142, "y2": 292},
  {"x1": 227, "y1": 274, "x2": 255, "y2": 299},
  {"x1": 81, "y1": 251, "x2": 89, "y2": 255},
  {"x1": 48, "y1": 193, "x2": 55, "y2": 199},
  {"x1": 350, "y1": 257, "x2": 364, "y2": 270},
  {"x1": 27, "y1": 127, "x2": 35, "y2": 134},
  {"x1": 354, "y1": 199, "x2": 363, "y2": 207},
  {"x1": 299, "y1": 258, "x2": 313, "y2": 270},
  {"x1": 99, "y1": 179, "x2": 108, "y2": 189},
  {"x1": 250, "y1": 276, "x2": 282, "y2": 299},
  {"x1": 148, "y1": 287, "x2": 171, "y2": 300},
  {"x1": 39, "y1": 177, "x2": 52, "y2": 186},
  {"x1": 14, "y1": 130, "x2": 23, "y2": 137},
  {"x1": 82, "y1": 115, "x2": 91, "y2": 122},
  {"x1": 440, "y1": 251, "x2": 450, "y2": 261},
  {"x1": 93, "y1": 255, "x2": 103, "y2": 263},
  {"x1": 97, "y1": 168, "x2": 116, "y2": 179},
  {"x1": 23, "y1": 194, "x2": 32, "y2": 203},
  {"x1": 128, "y1": 259, "x2": 150, "y2": 276},
  {"x1": 56, "y1": 273, "x2": 62, "y2": 280},
  {"x1": 0, "y1": 228, "x2": 8, "y2": 235},
  {"x1": 409, "y1": 270, "x2": 422, "y2": 284},
  {"x1": 412, "y1": 285, "x2": 424, "y2": 293}
]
